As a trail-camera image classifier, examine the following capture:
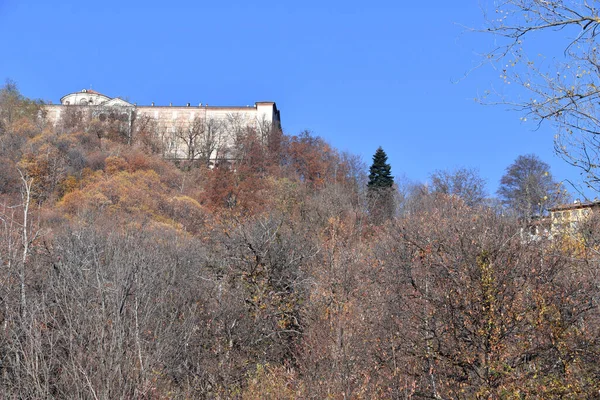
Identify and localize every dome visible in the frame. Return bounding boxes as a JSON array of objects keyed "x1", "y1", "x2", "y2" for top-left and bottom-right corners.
[{"x1": 60, "y1": 89, "x2": 112, "y2": 106}]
